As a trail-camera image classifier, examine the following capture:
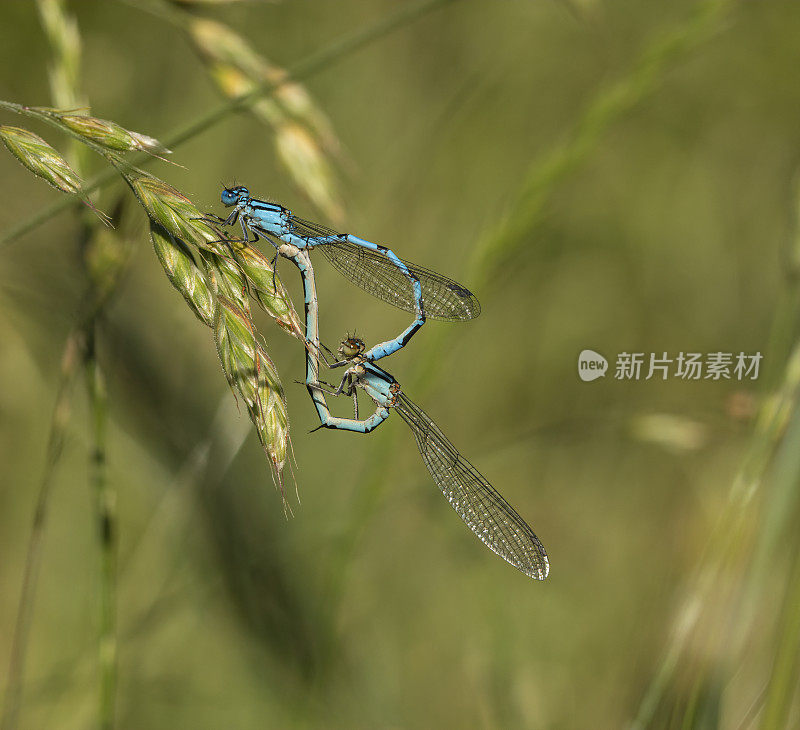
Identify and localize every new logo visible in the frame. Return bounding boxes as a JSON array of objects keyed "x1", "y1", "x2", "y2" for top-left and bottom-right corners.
[{"x1": 578, "y1": 349, "x2": 608, "y2": 382}]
